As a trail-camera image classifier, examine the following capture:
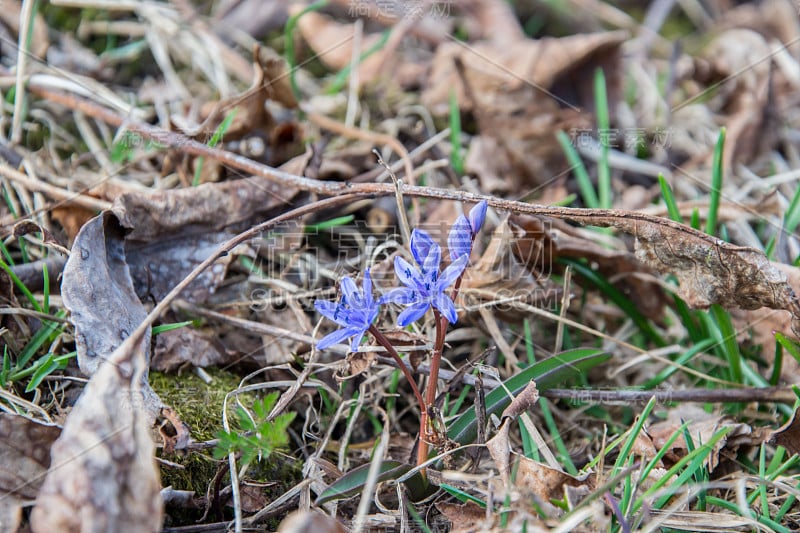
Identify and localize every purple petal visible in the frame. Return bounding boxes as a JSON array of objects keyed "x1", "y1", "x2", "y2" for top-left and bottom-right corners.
[
  {"x1": 468, "y1": 200, "x2": 488, "y2": 233},
  {"x1": 350, "y1": 331, "x2": 365, "y2": 352},
  {"x1": 378, "y1": 287, "x2": 418, "y2": 305},
  {"x1": 421, "y1": 242, "x2": 441, "y2": 283},
  {"x1": 397, "y1": 301, "x2": 430, "y2": 327},
  {"x1": 448, "y1": 215, "x2": 472, "y2": 261},
  {"x1": 410, "y1": 229, "x2": 436, "y2": 265},
  {"x1": 362, "y1": 268, "x2": 373, "y2": 306},
  {"x1": 394, "y1": 256, "x2": 423, "y2": 289},
  {"x1": 316, "y1": 327, "x2": 357, "y2": 350},
  {"x1": 315, "y1": 300, "x2": 340, "y2": 323},
  {"x1": 437, "y1": 253, "x2": 468, "y2": 289},
  {"x1": 433, "y1": 291, "x2": 458, "y2": 324},
  {"x1": 340, "y1": 276, "x2": 359, "y2": 306}
]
